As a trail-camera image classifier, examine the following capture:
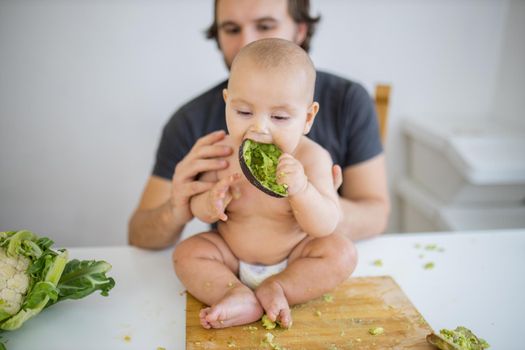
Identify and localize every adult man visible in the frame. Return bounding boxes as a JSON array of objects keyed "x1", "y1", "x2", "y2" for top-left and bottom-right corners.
[{"x1": 129, "y1": 0, "x2": 390, "y2": 249}]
